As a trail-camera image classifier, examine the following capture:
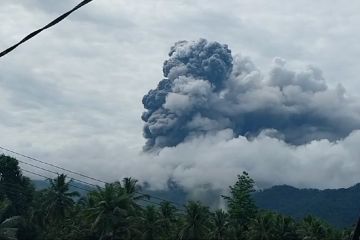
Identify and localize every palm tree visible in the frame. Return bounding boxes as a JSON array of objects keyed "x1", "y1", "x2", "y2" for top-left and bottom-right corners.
[
  {"x1": 140, "y1": 205, "x2": 161, "y2": 240},
  {"x1": 247, "y1": 212, "x2": 276, "y2": 240},
  {"x1": 122, "y1": 177, "x2": 149, "y2": 209},
  {"x1": 209, "y1": 210, "x2": 229, "y2": 240},
  {"x1": 272, "y1": 214, "x2": 298, "y2": 240},
  {"x1": 85, "y1": 182, "x2": 139, "y2": 240},
  {"x1": 179, "y1": 201, "x2": 211, "y2": 240},
  {"x1": 297, "y1": 215, "x2": 335, "y2": 240},
  {"x1": 122, "y1": 178, "x2": 138, "y2": 195},
  {"x1": 43, "y1": 174, "x2": 79, "y2": 222},
  {"x1": 159, "y1": 201, "x2": 178, "y2": 239},
  {"x1": 0, "y1": 199, "x2": 21, "y2": 240}
]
